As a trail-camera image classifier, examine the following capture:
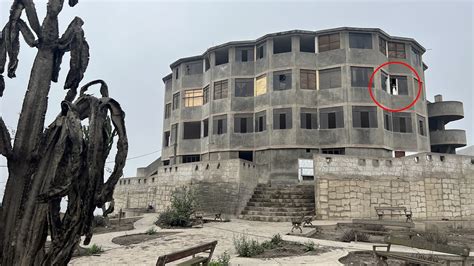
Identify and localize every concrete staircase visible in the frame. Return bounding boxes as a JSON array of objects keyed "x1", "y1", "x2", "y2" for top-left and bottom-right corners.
[{"x1": 239, "y1": 183, "x2": 315, "y2": 222}]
